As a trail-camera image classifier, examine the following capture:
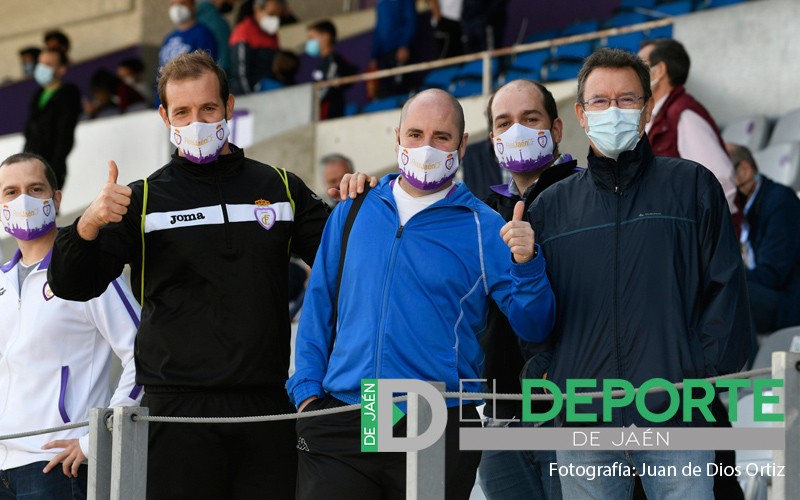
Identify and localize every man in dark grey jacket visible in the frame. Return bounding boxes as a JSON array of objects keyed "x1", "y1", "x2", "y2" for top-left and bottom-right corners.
[{"x1": 529, "y1": 48, "x2": 751, "y2": 500}]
